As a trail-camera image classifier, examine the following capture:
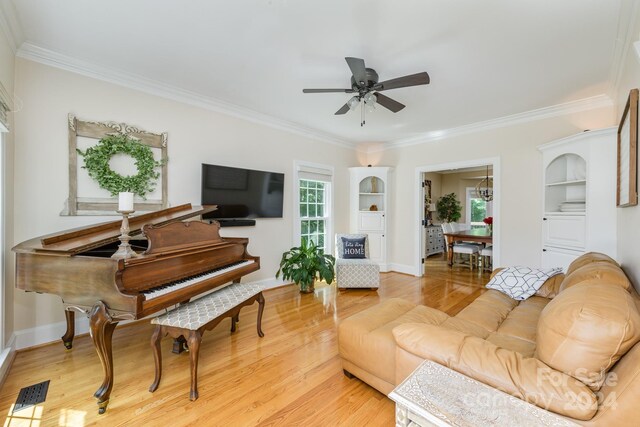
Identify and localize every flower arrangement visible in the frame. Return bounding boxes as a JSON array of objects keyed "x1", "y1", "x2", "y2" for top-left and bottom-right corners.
[{"x1": 483, "y1": 216, "x2": 493, "y2": 225}]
